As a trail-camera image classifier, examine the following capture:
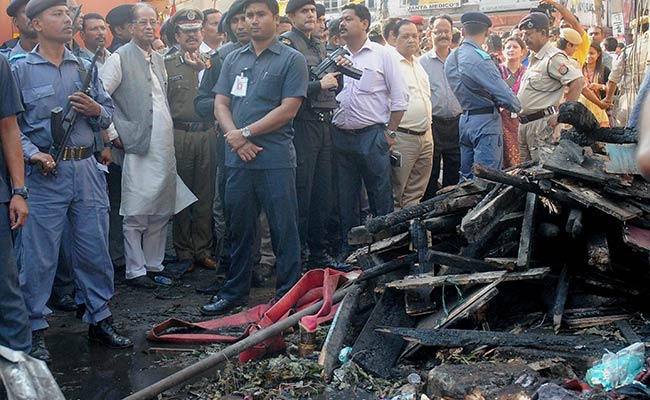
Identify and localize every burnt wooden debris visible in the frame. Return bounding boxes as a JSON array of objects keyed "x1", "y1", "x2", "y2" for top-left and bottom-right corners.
[{"x1": 311, "y1": 127, "x2": 650, "y2": 380}]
